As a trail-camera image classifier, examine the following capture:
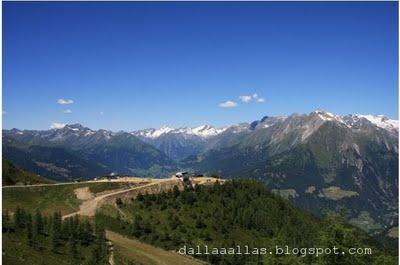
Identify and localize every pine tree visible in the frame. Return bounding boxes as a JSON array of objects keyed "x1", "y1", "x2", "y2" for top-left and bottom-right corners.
[
  {"x1": 136, "y1": 192, "x2": 144, "y2": 201},
  {"x1": 116, "y1": 198, "x2": 123, "y2": 207},
  {"x1": 89, "y1": 224, "x2": 108, "y2": 265},
  {"x1": 34, "y1": 210, "x2": 44, "y2": 235},
  {"x1": 50, "y1": 211, "x2": 62, "y2": 253},
  {"x1": 72, "y1": 215, "x2": 80, "y2": 238},
  {"x1": 14, "y1": 206, "x2": 26, "y2": 231},
  {"x1": 173, "y1": 185, "x2": 180, "y2": 198},
  {"x1": 132, "y1": 216, "x2": 143, "y2": 237},
  {"x1": 3, "y1": 209, "x2": 10, "y2": 232},
  {"x1": 85, "y1": 246, "x2": 103, "y2": 265},
  {"x1": 26, "y1": 213, "x2": 33, "y2": 247},
  {"x1": 79, "y1": 219, "x2": 93, "y2": 246},
  {"x1": 68, "y1": 235, "x2": 78, "y2": 261}
]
